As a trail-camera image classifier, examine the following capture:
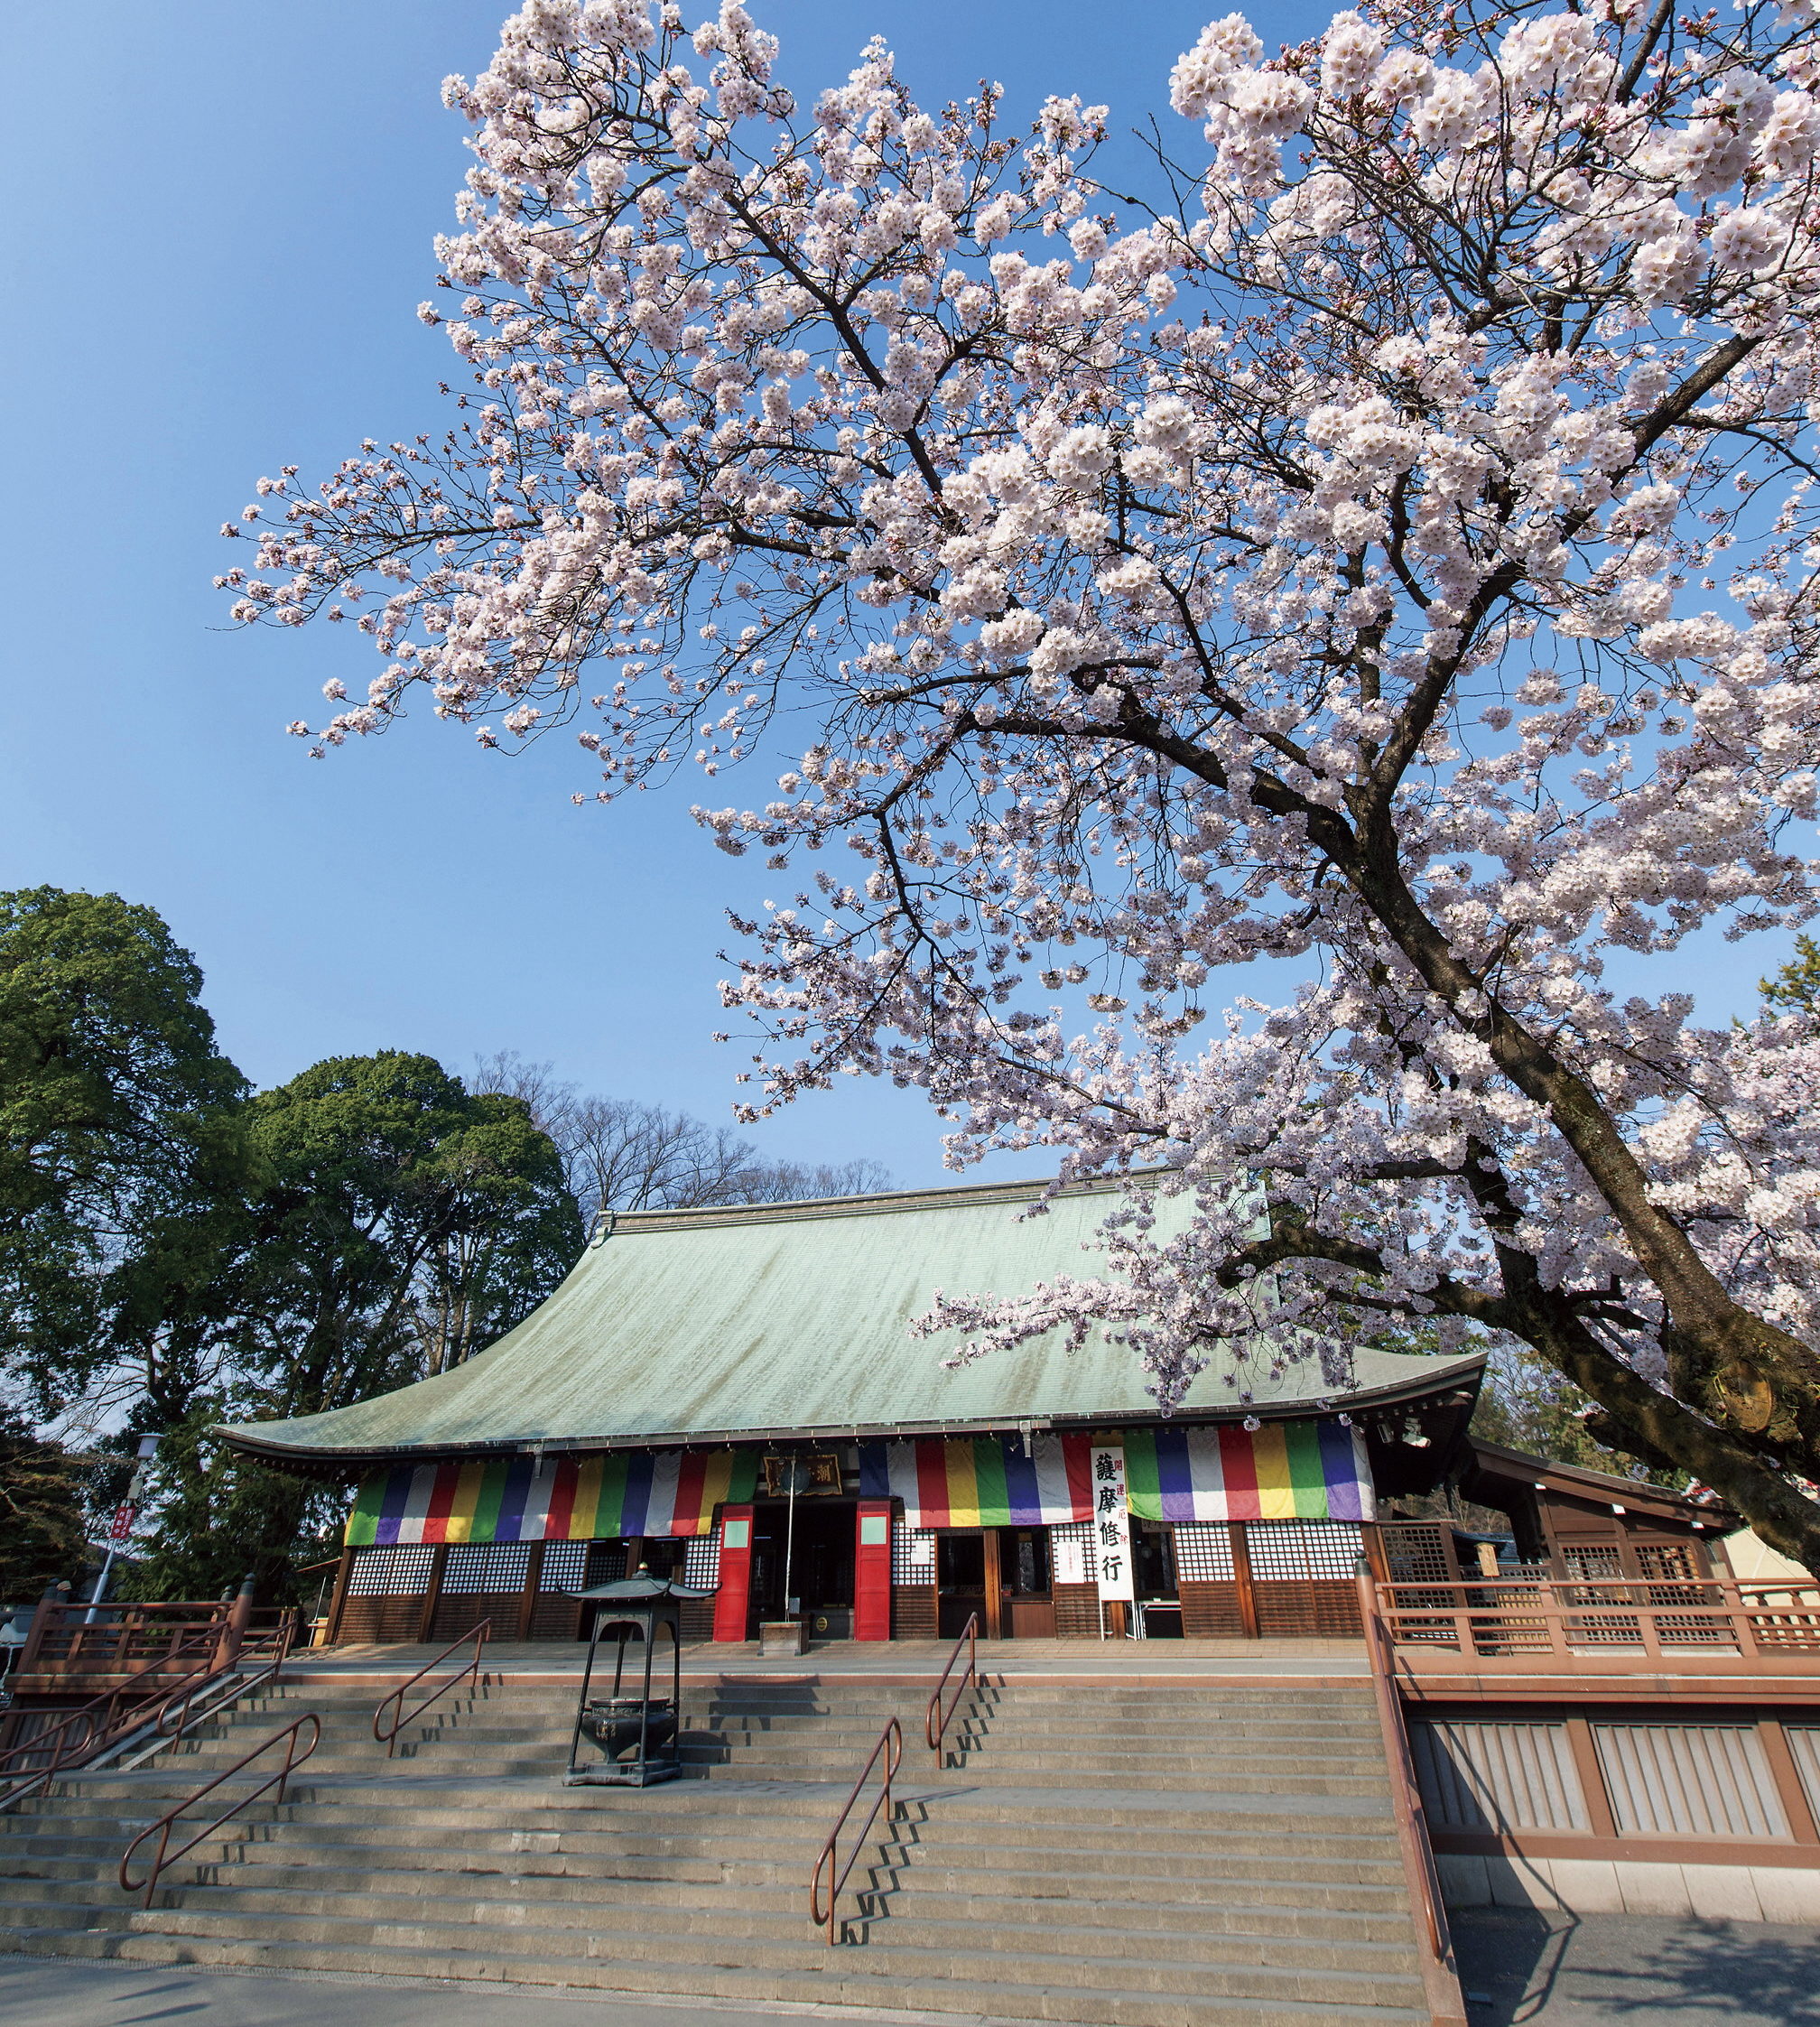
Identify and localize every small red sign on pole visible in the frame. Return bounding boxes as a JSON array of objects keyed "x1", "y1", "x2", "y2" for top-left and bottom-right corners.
[{"x1": 108, "y1": 1503, "x2": 135, "y2": 1544}]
